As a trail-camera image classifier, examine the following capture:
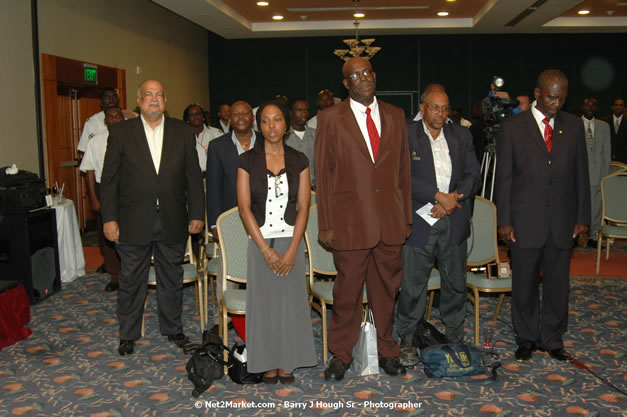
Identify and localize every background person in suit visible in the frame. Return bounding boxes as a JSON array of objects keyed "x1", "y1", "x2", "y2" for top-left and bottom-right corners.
[
  {"x1": 605, "y1": 97, "x2": 626, "y2": 163},
  {"x1": 315, "y1": 56, "x2": 412, "y2": 381},
  {"x1": 495, "y1": 69, "x2": 590, "y2": 363},
  {"x1": 581, "y1": 97, "x2": 611, "y2": 247},
  {"x1": 205, "y1": 100, "x2": 260, "y2": 334},
  {"x1": 101, "y1": 80, "x2": 205, "y2": 356},
  {"x1": 396, "y1": 89, "x2": 480, "y2": 350}
]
